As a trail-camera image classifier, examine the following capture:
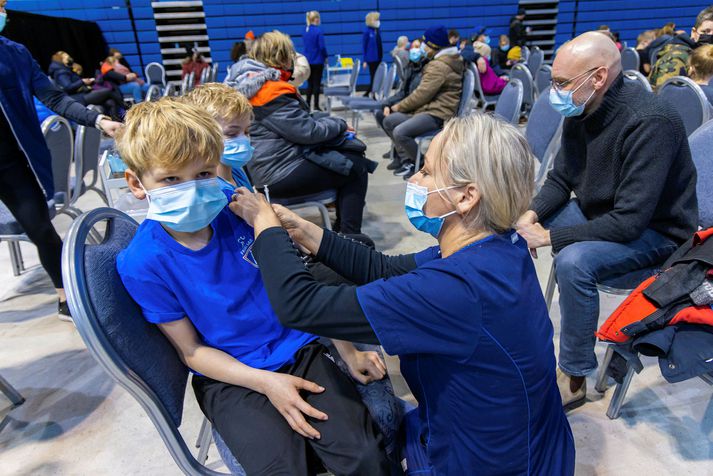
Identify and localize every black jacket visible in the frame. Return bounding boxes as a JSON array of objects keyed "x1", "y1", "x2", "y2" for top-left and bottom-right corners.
[{"x1": 509, "y1": 18, "x2": 527, "y2": 47}]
